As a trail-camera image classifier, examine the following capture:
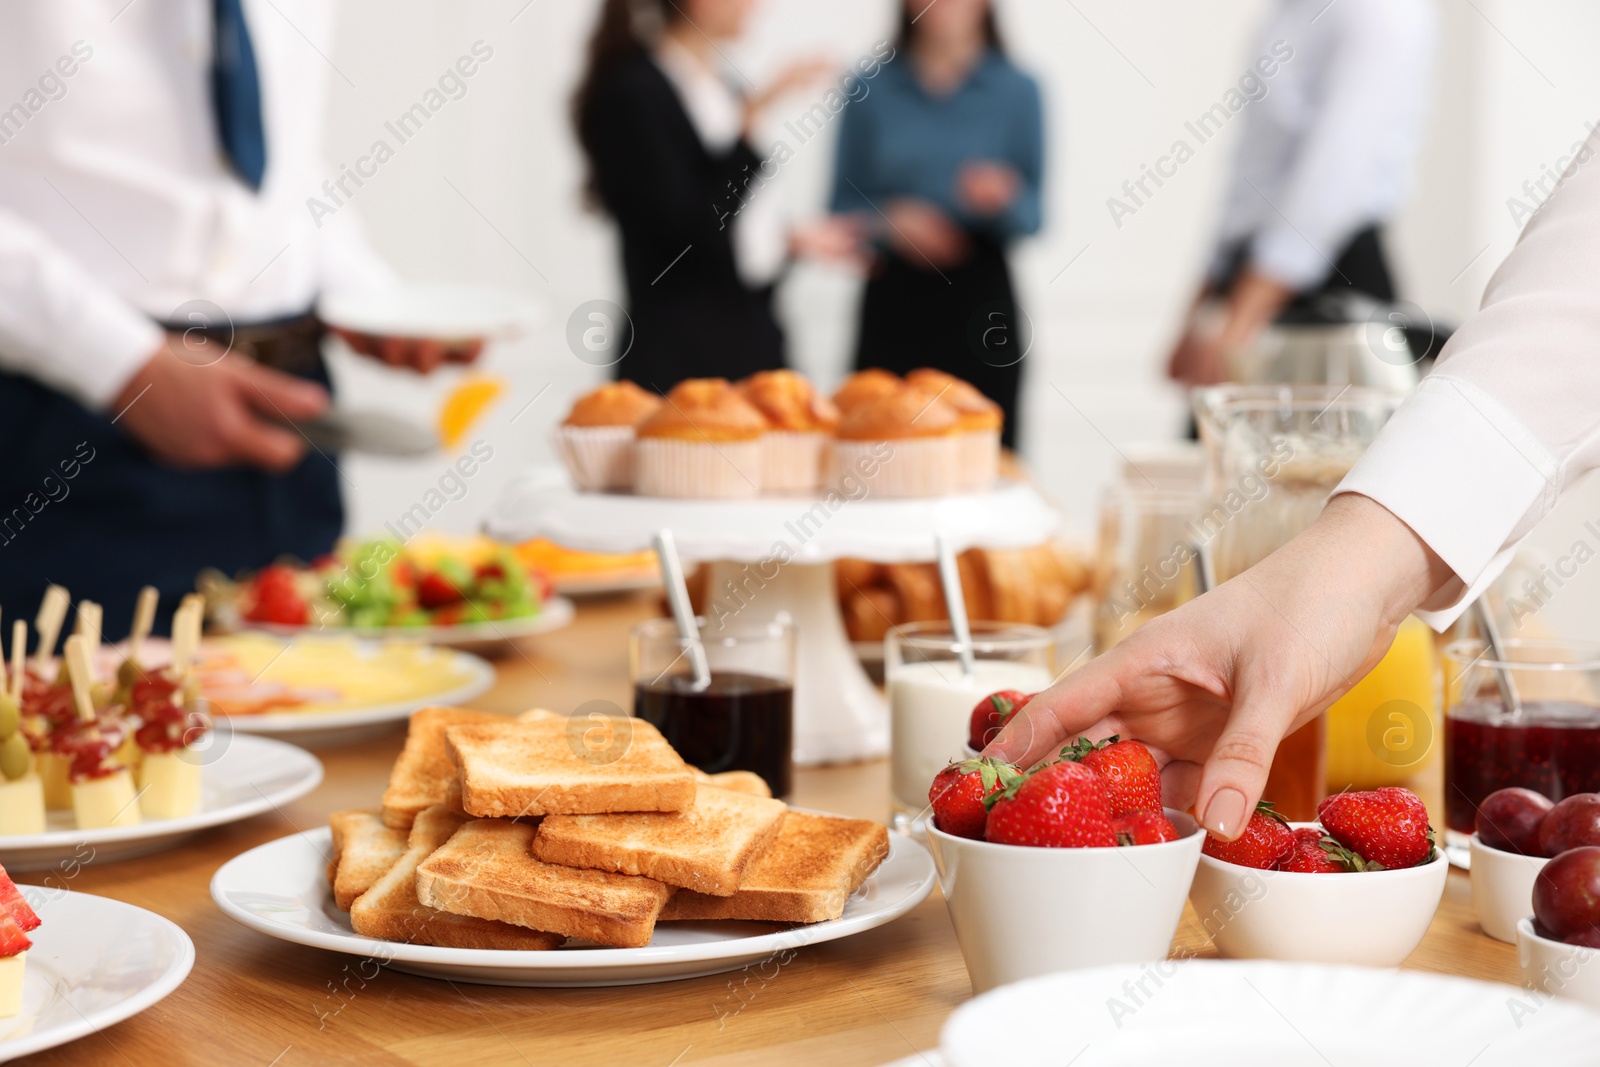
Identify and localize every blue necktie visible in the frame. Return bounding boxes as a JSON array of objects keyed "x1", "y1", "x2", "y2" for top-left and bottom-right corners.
[{"x1": 212, "y1": 0, "x2": 267, "y2": 190}]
